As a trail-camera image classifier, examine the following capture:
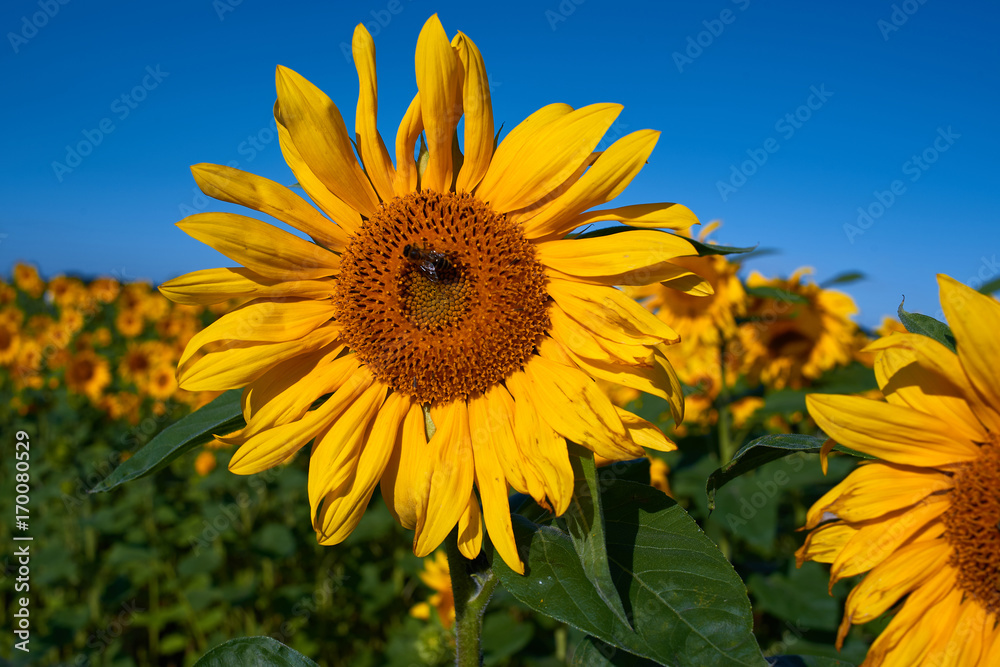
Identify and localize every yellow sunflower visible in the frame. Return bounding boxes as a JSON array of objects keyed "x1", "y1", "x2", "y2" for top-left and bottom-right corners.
[
  {"x1": 65, "y1": 349, "x2": 111, "y2": 403},
  {"x1": 162, "y1": 15, "x2": 700, "y2": 573},
  {"x1": 798, "y1": 275, "x2": 1000, "y2": 665},
  {"x1": 410, "y1": 550, "x2": 456, "y2": 628},
  {"x1": 736, "y1": 268, "x2": 857, "y2": 390}
]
